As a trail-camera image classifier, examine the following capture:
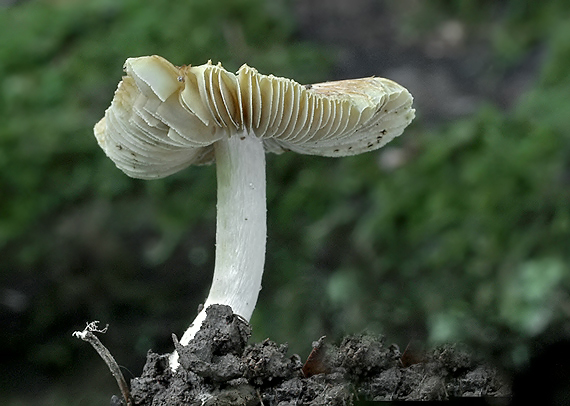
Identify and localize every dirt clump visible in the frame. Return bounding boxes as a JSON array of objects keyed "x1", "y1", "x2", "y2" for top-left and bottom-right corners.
[{"x1": 128, "y1": 305, "x2": 510, "y2": 405}]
